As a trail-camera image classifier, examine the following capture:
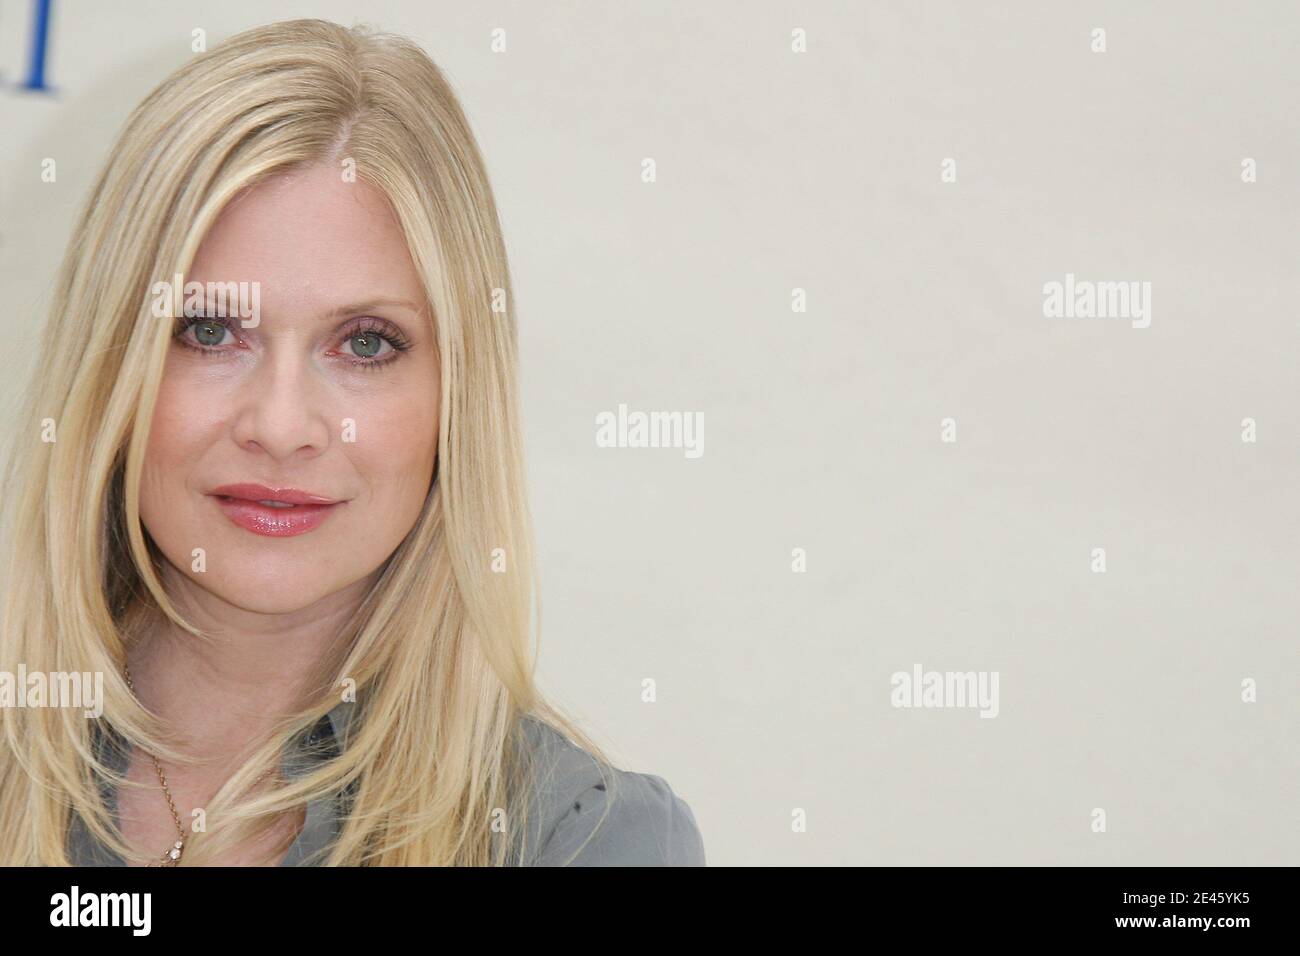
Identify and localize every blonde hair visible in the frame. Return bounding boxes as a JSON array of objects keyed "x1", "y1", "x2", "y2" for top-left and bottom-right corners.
[{"x1": 0, "y1": 18, "x2": 616, "y2": 865}]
